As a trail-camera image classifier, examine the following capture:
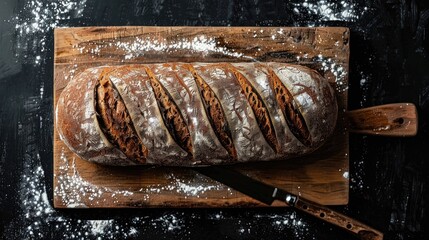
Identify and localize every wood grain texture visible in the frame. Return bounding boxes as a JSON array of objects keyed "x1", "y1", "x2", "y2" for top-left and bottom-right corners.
[
  {"x1": 347, "y1": 103, "x2": 417, "y2": 137},
  {"x1": 53, "y1": 26, "x2": 350, "y2": 208}
]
